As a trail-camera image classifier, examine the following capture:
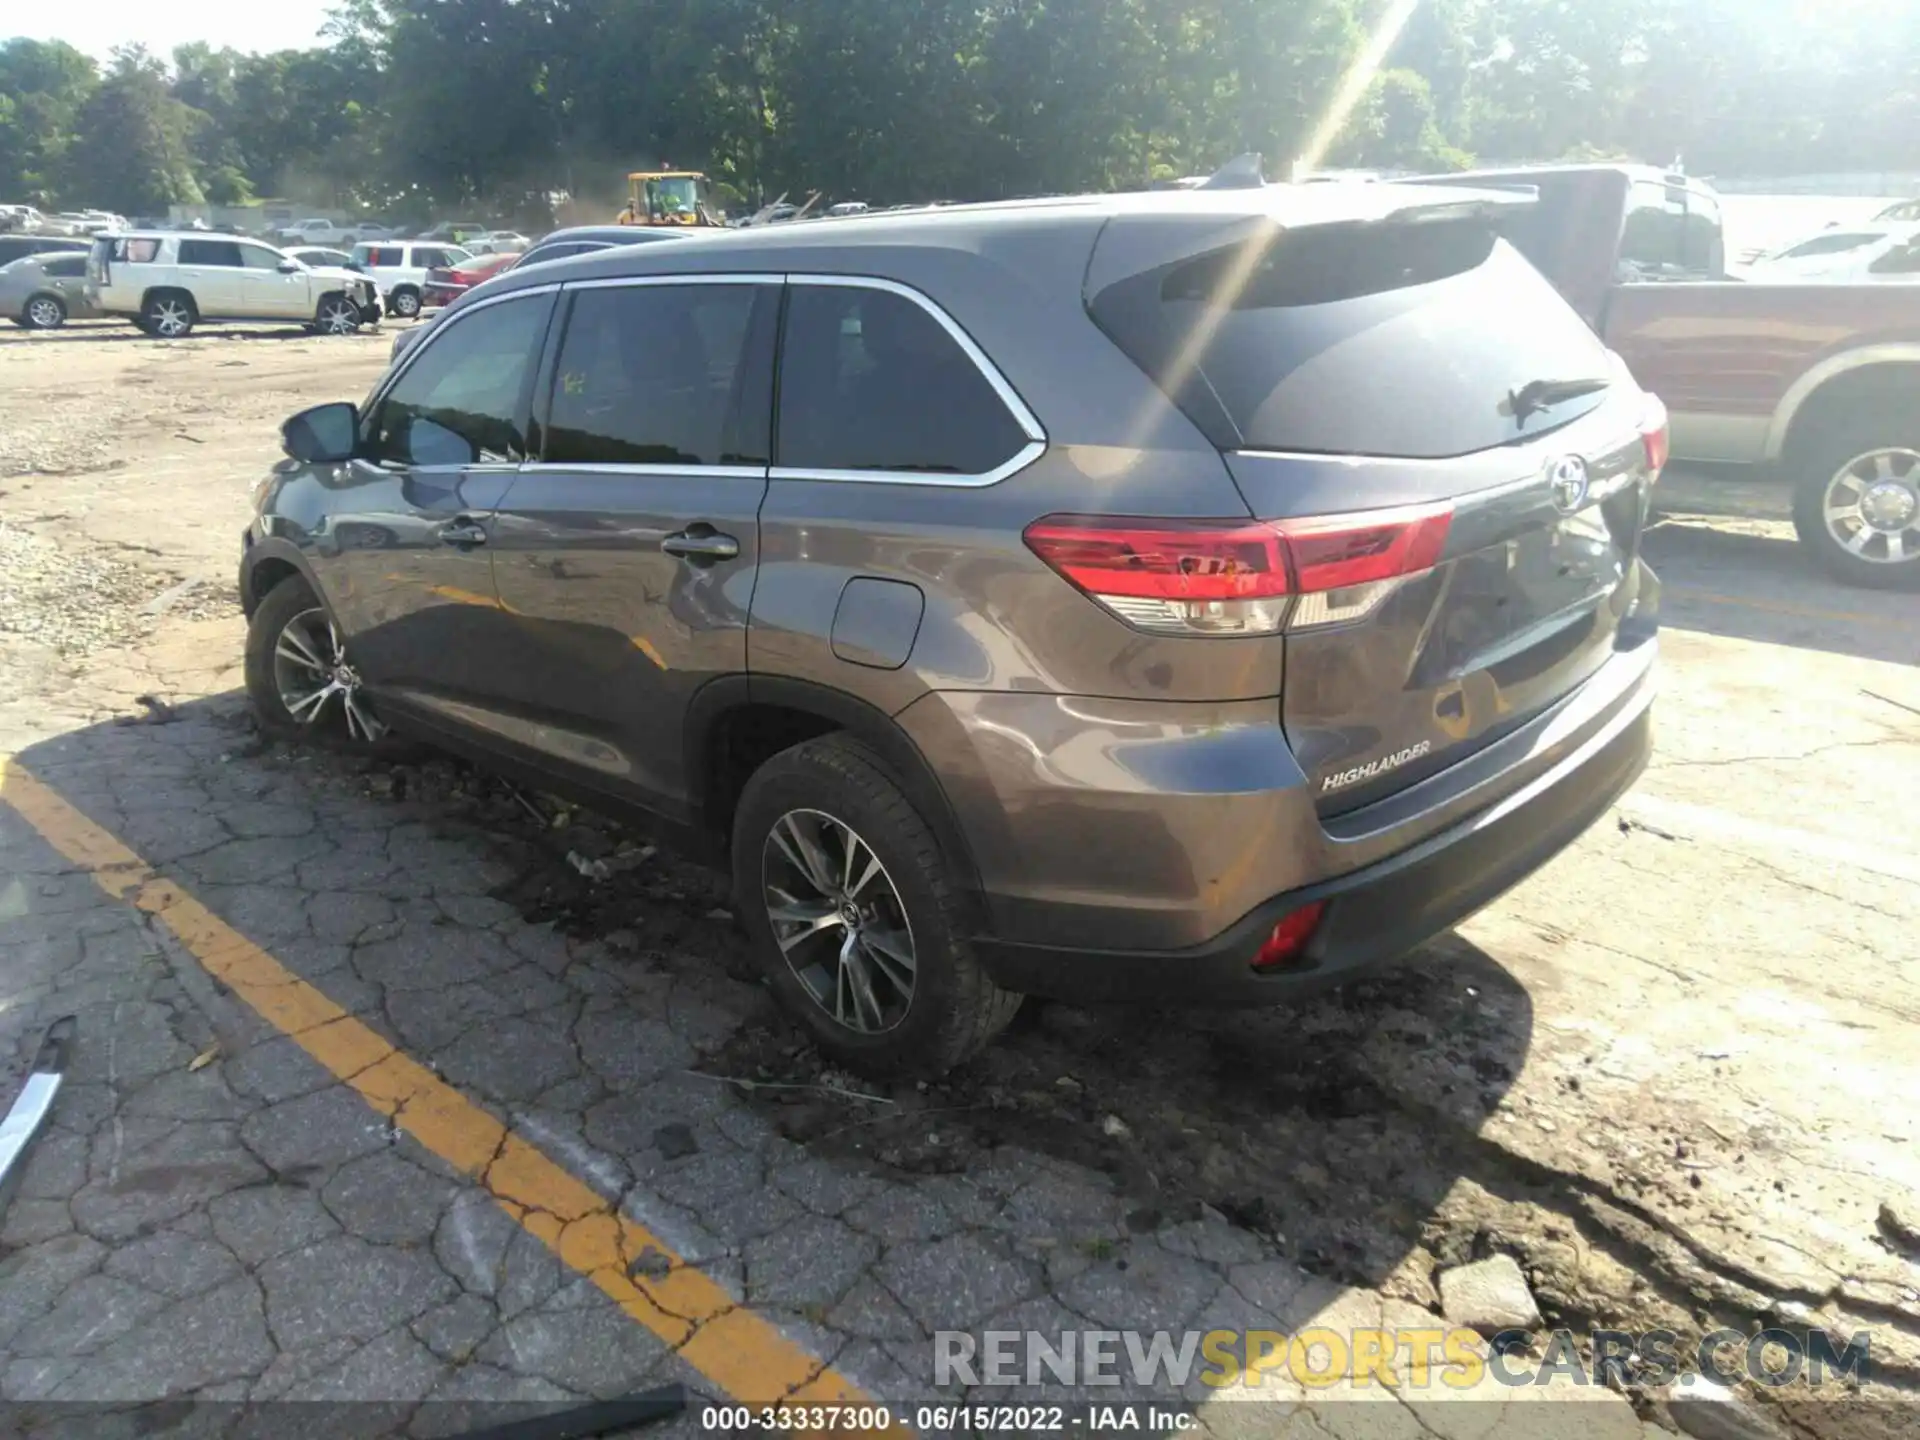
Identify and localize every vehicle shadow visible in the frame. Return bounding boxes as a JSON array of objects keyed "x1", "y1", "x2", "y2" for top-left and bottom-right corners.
[
  {"x1": 1641, "y1": 516, "x2": 1920, "y2": 666},
  {"x1": 0, "y1": 321, "x2": 387, "y2": 346},
  {"x1": 5, "y1": 690, "x2": 1535, "y2": 1375}
]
